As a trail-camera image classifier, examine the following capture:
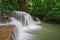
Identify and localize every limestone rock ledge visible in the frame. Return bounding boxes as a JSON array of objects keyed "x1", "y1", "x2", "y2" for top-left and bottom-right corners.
[{"x1": 0, "y1": 25, "x2": 15, "y2": 40}]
